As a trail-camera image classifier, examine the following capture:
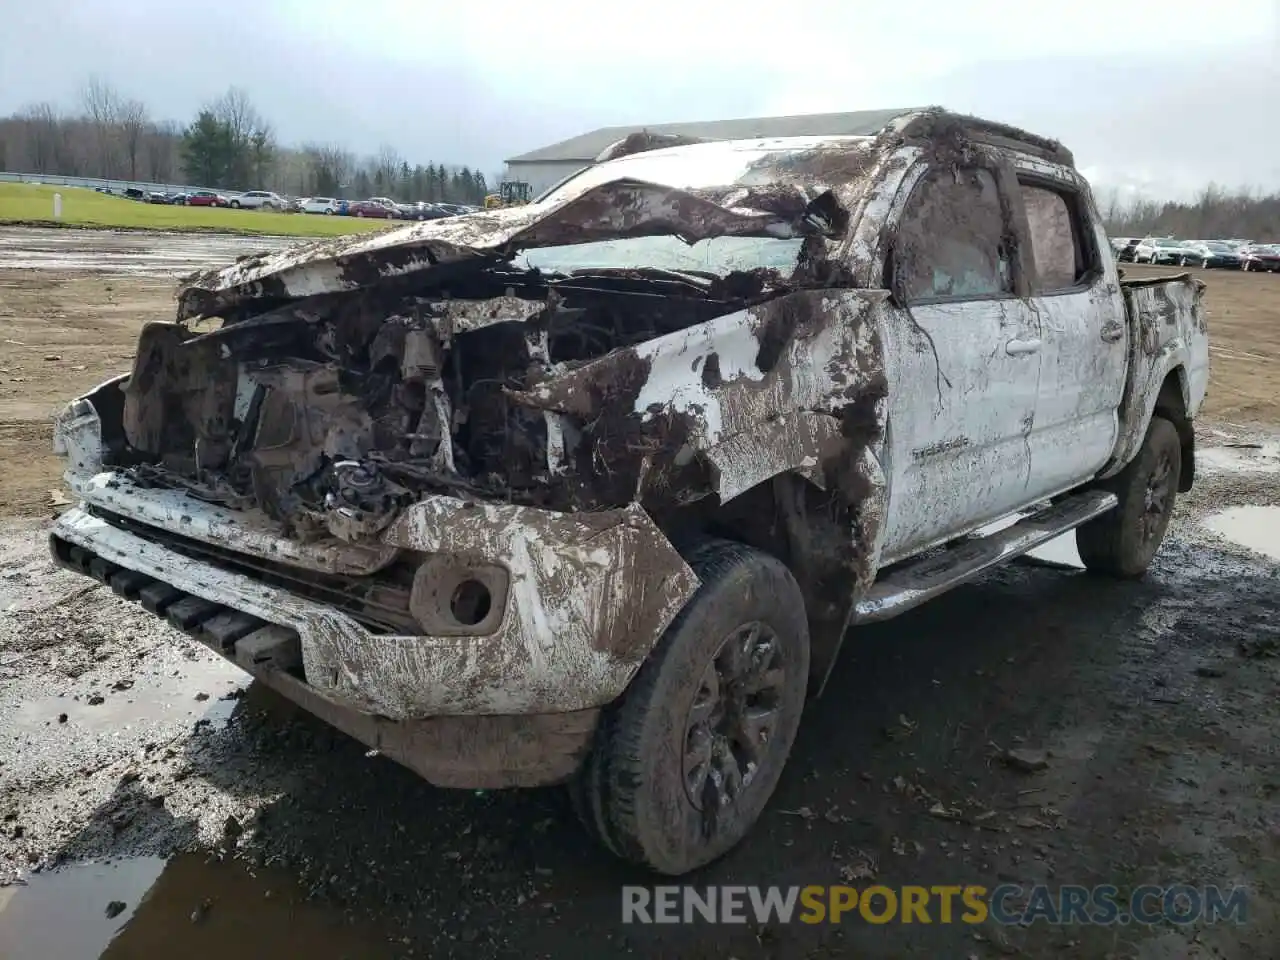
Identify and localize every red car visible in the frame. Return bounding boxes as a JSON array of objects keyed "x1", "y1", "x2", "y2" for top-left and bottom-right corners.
[
  {"x1": 1239, "y1": 244, "x2": 1280, "y2": 273},
  {"x1": 187, "y1": 190, "x2": 228, "y2": 208},
  {"x1": 348, "y1": 198, "x2": 398, "y2": 219}
]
